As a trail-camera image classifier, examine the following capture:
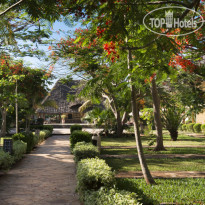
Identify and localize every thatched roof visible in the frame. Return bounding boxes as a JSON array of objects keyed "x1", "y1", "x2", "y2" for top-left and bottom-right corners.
[{"x1": 37, "y1": 80, "x2": 84, "y2": 114}]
